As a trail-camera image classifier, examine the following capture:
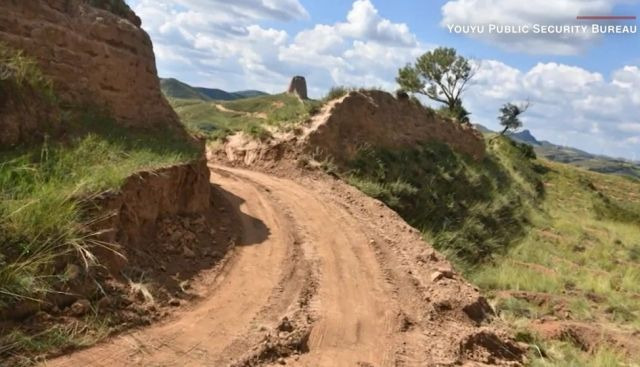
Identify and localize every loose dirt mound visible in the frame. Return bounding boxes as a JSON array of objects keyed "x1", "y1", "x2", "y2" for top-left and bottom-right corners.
[{"x1": 45, "y1": 165, "x2": 525, "y2": 366}]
